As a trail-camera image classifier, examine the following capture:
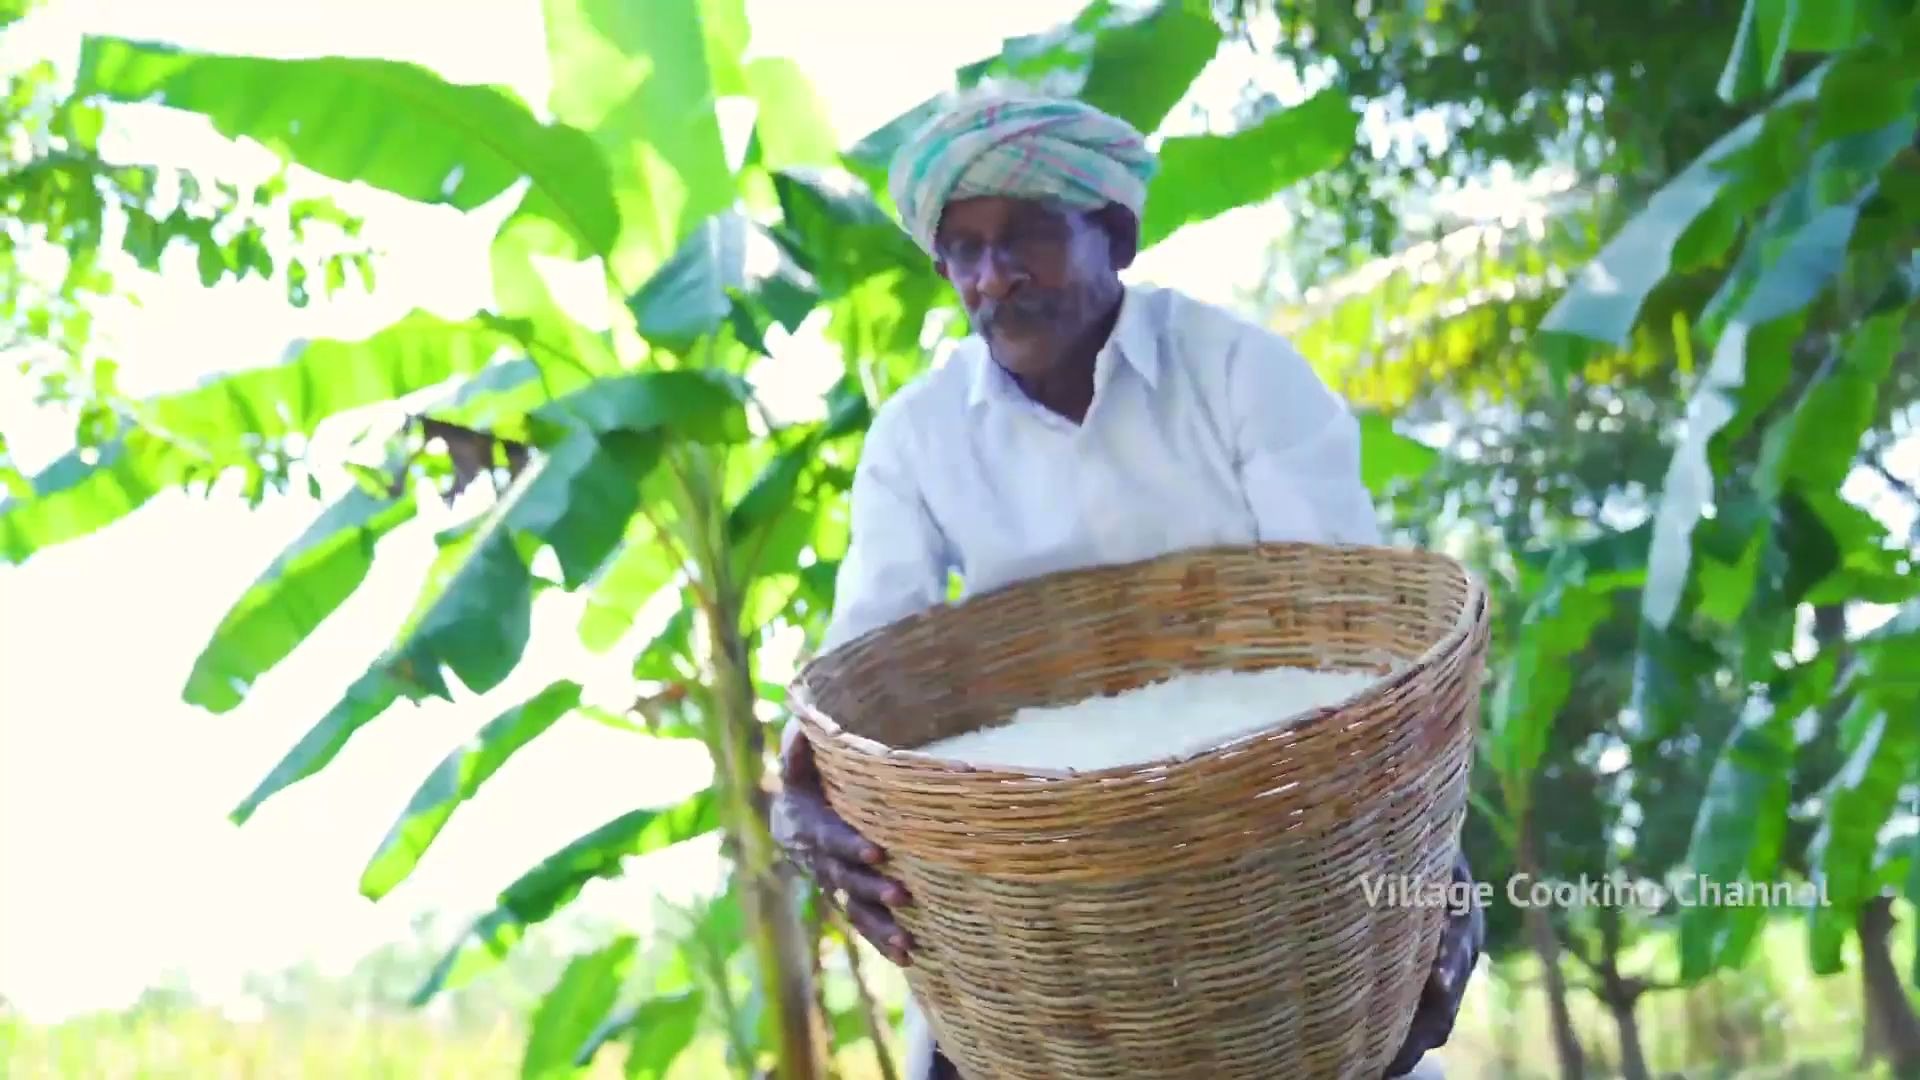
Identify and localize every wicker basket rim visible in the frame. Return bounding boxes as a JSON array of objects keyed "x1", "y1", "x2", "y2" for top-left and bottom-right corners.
[{"x1": 787, "y1": 541, "x2": 1487, "y2": 782}]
